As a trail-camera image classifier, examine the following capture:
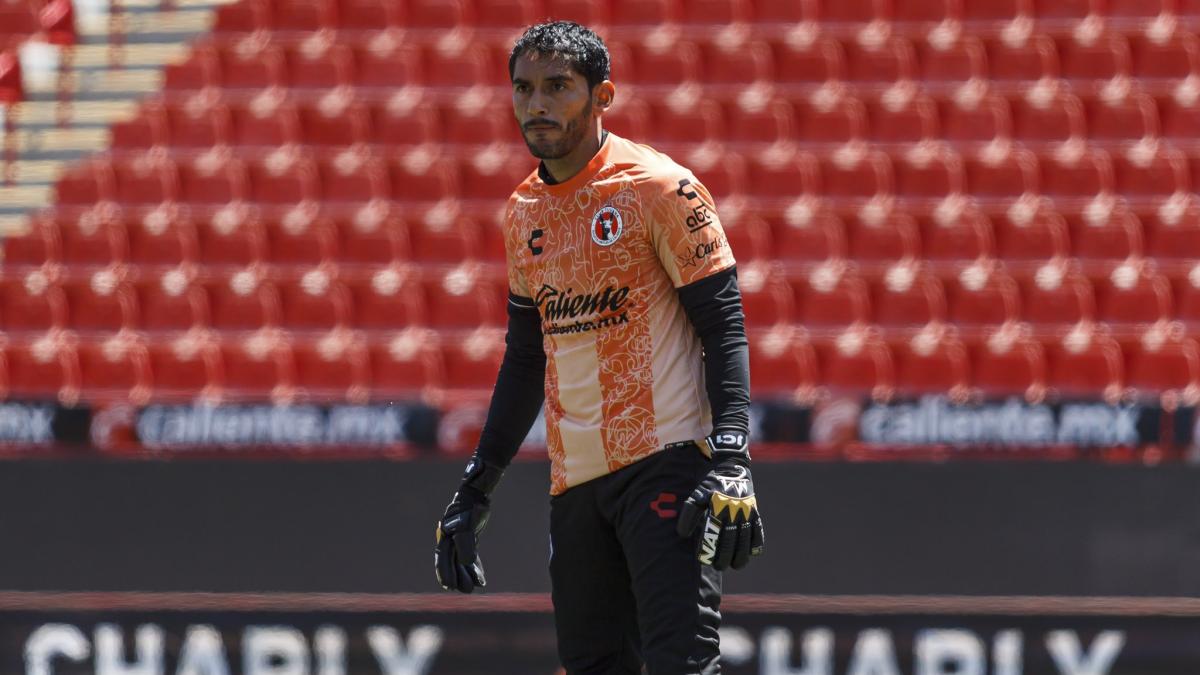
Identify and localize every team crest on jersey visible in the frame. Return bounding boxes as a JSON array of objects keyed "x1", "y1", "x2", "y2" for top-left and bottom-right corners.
[{"x1": 590, "y1": 206, "x2": 623, "y2": 246}]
